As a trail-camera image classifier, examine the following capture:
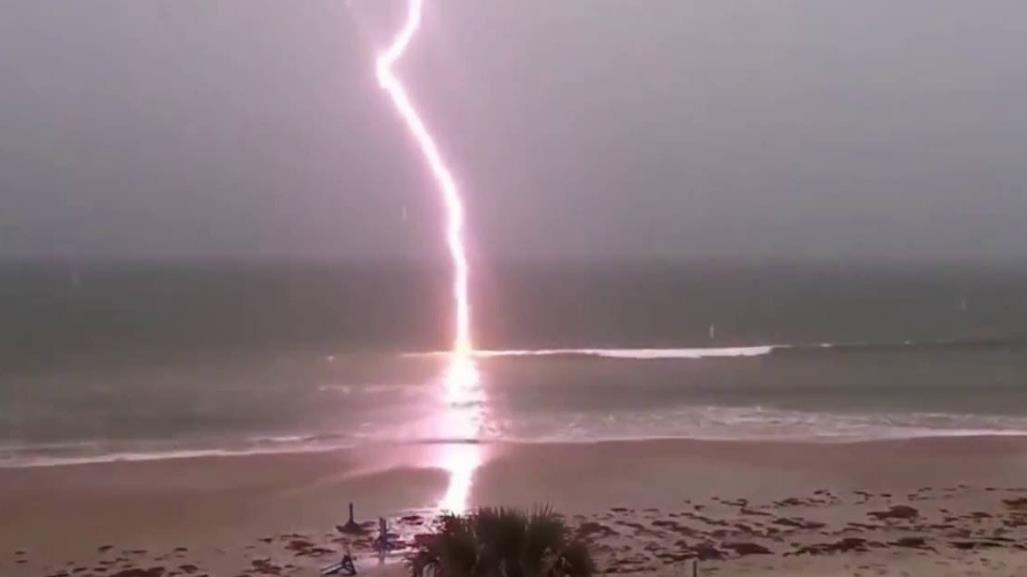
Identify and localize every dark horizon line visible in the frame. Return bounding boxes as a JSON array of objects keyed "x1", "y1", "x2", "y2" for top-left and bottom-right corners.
[{"x1": 4, "y1": 252, "x2": 1027, "y2": 271}]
